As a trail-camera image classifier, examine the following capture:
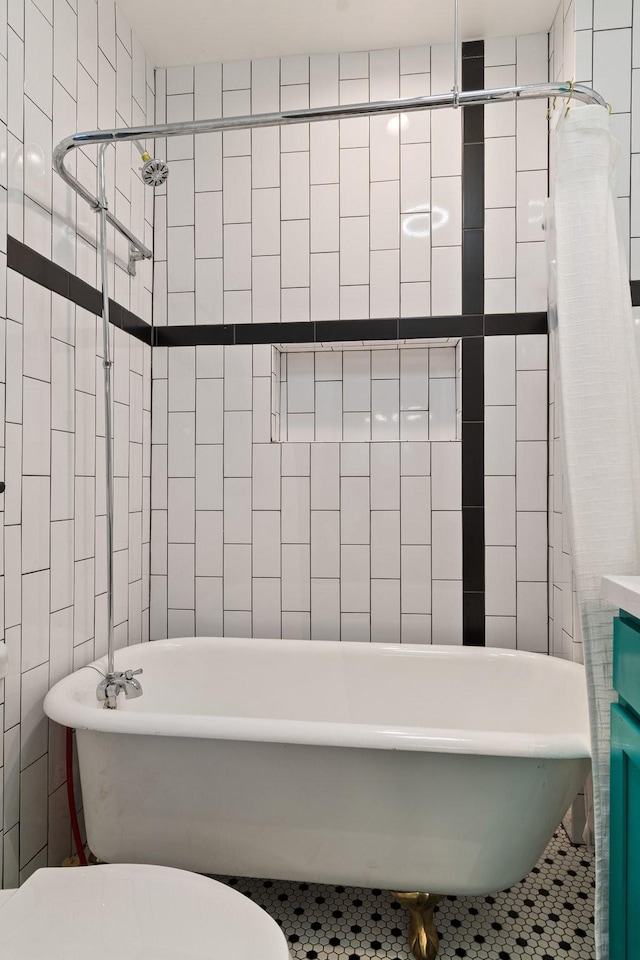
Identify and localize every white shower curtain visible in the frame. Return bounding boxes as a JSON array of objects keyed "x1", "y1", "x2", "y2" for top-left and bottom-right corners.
[{"x1": 549, "y1": 104, "x2": 640, "y2": 960}]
